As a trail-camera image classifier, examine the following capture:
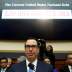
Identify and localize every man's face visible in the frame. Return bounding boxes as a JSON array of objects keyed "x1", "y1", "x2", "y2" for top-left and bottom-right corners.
[
  {"x1": 0, "y1": 59, "x2": 8, "y2": 68},
  {"x1": 67, "y1": 54, "x2": 72, "y2": 65},
  {"x1": 25, "y1": 39, "x2": 39, "y2": 61}
]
